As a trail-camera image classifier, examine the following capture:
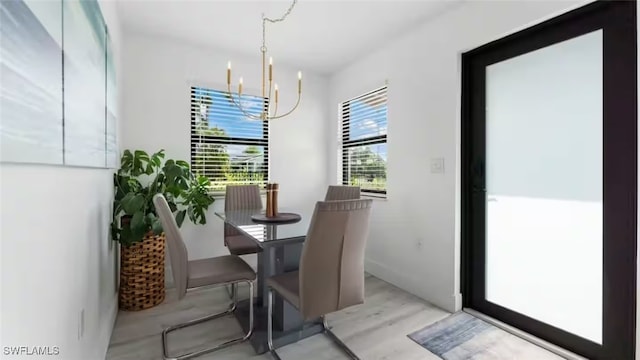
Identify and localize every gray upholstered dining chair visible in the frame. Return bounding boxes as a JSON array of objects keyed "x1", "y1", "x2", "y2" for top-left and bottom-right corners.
[
  {"x1": 324, "y1": 185, "x2": 361, "y2": 201},
  {"x1": 153, "y1": 194, "x2": 255, "y2": 360},
  {"x1": 224, "y1": 185, "x2": 263, "y2": 256},
  {"x1": 266, "y1": 199, "x2": 373, "y2": 360}
]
